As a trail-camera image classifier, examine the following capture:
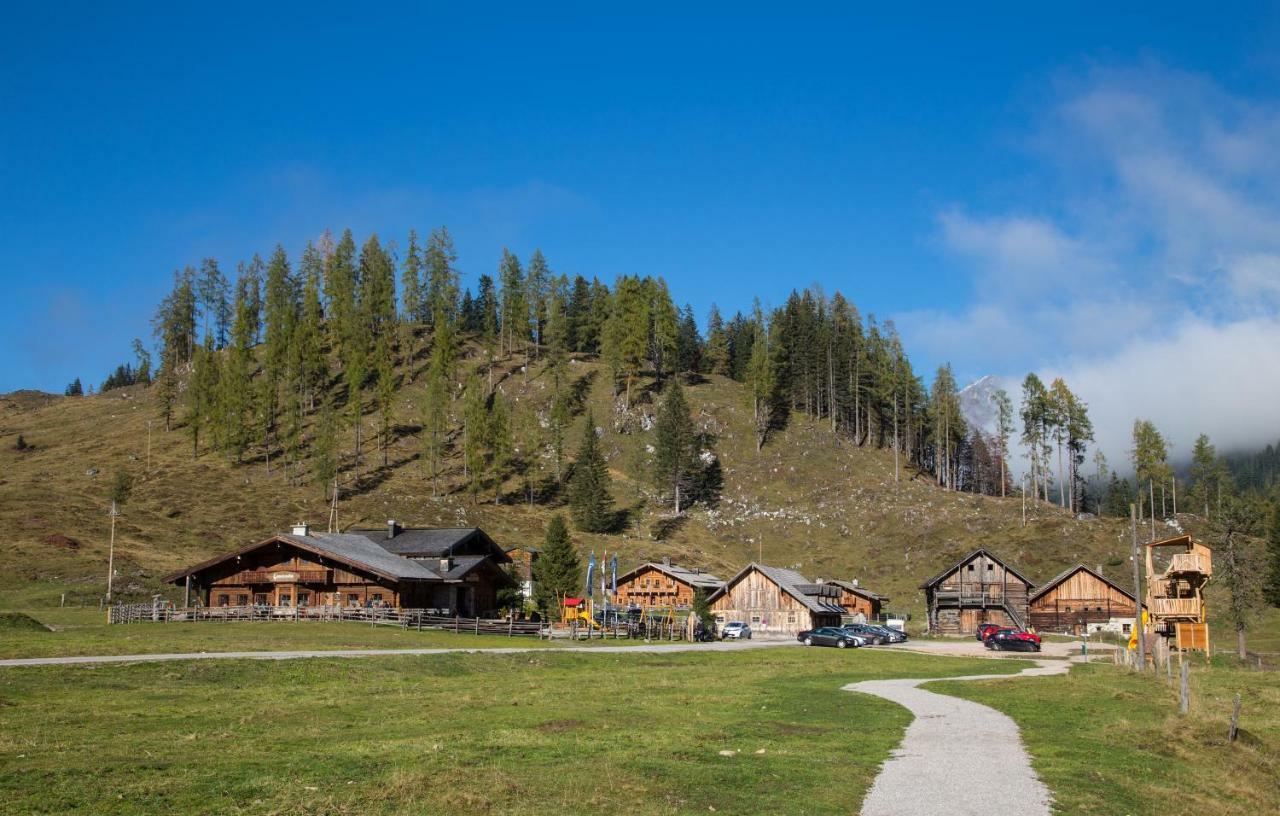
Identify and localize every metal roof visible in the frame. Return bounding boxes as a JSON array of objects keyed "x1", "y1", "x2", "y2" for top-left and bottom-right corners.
[
  {"x1": 1027, "y1": 564, "x2": 1135, "y2": 604},
  {"x1": 346, "y1": 527, "x2": 507, "y2": 560},
  {"x1": 820, "y1": 579, "x2": 889, "y2": 602},
  {"x1": 709, "y1": 563, "x2": 838, "y2": 615},
  {"x1": 285, "y1": 534, "x2": 441, "y2": 580},
  {"x1": 616, "y1": 561, "x2": 725, "y2": 590}
]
